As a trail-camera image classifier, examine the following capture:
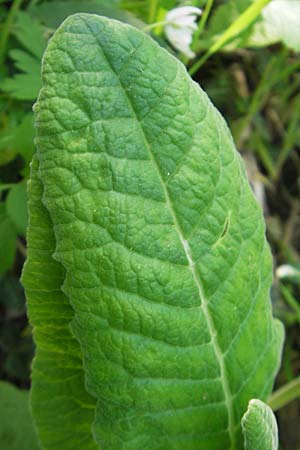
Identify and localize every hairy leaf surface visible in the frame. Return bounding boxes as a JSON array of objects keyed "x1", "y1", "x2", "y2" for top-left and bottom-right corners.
[
  {"x1": 22, "y1": 156, "x2": 97, "y2": 450},
  {"x1": 23, "y1": 13, "x2": 283, "y2": 450},
  {"x1": 242, "y1": 399, "x2": 278, "y2": 450}
]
